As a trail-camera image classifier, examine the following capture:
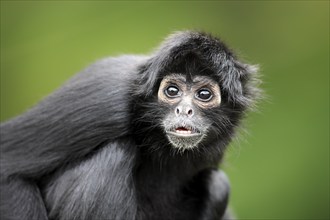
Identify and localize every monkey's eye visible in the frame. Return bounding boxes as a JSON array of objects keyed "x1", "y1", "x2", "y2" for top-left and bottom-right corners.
[
  {"x1": 165, "y1": 86, "x2": 181, "y2": 98},
  {"x1": 196, "y1": 88, "x2": 213, "y2": 101}
]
